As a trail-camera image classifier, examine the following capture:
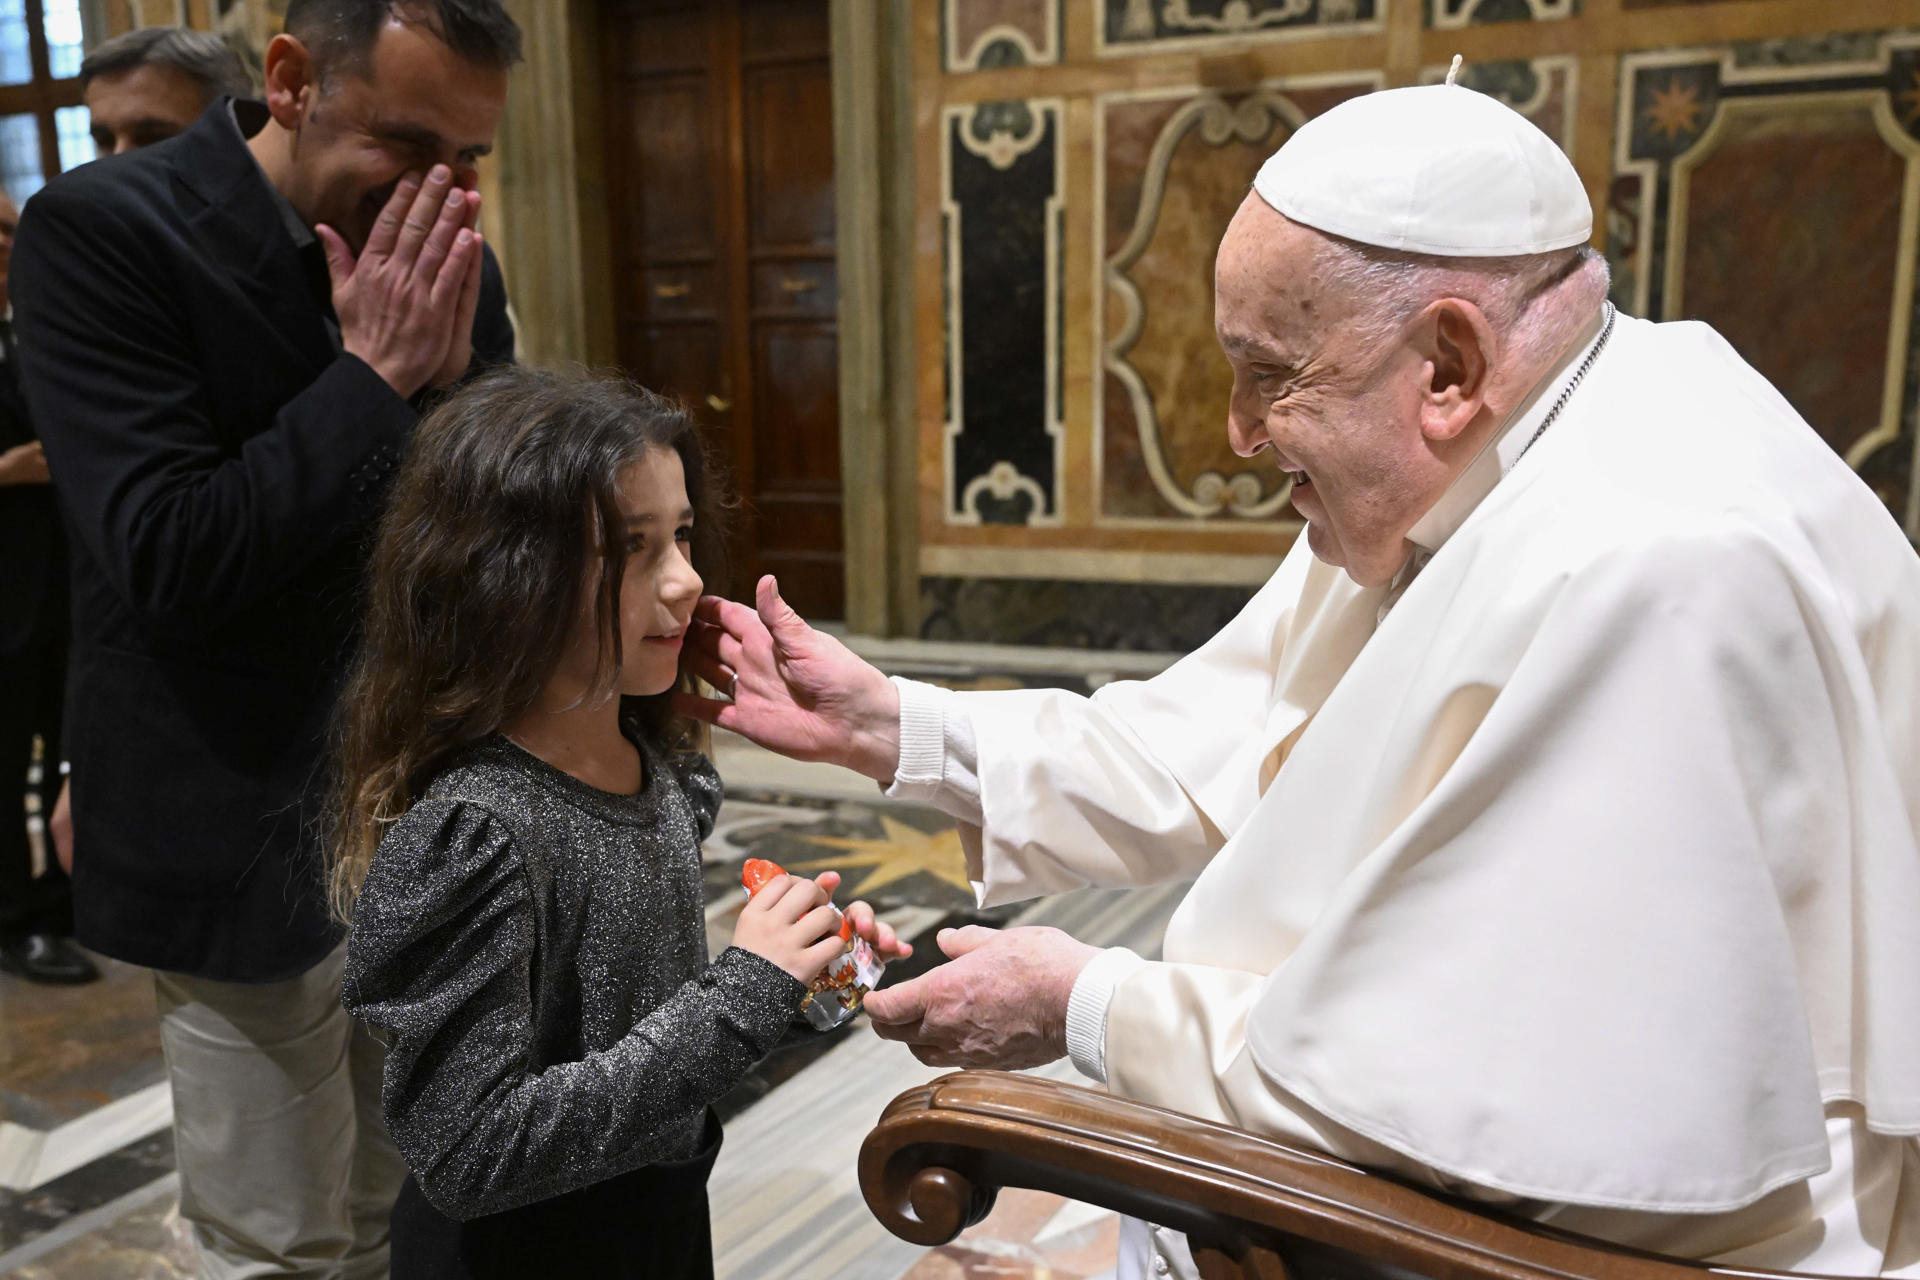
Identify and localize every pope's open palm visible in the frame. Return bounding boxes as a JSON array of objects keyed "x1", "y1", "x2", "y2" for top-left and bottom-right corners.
[{"x1": 677, "y1": 576, "x2": 902, "y2": 780}]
